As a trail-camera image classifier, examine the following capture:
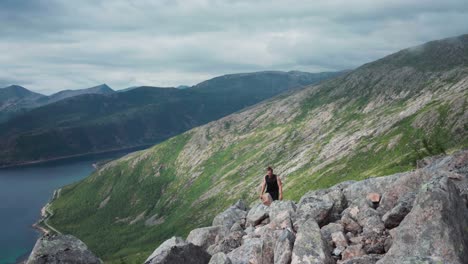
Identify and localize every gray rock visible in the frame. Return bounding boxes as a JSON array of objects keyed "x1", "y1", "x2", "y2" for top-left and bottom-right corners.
[
  {"x1": 331, "y1": 231, "x2": 348, "y2": 248},
  {"x1": 259, "y1": 227, "x2": 281, "y2": 264},
  {"x1": 209, "y1": 252, "x2": 232, "y2": 264},
  {"x1": 227, "y1": 237, "x2": 265, "y2": 264},
  {"x1": 341, "y1": 244, "x2": 366, "y2": 262},
  {"x1": 291, "y1": 219, "x2": 333, "y2": 264},
  {"x1": 233, "y1": 199, "x2": 248, "y2": 211},
  {"x1": 361, "y1": 231, "x2": 386, "y2": 254},
  {"x1": 355, "y1": 205, "x2": 385, "y2": 234},
  {"x1": 26, "y1": 234, "x2": 102, "y2": 264},
  {"x1": 381, "y1": 192, "x2": 415, "y2": 229},
  {"x1": 296, "y1": 183, "x2": 350, "y2": 229},
  {"x1": 339, "y1": 254, "x2": 382, "y2": 264},
  {"x1": 246, "y1": 203, "x2": 269, "y2": 226},
  {"x1": 343, "y1": 175, "x2": 400, "y2": 207},
  {"x1": 321, "y1": 222, "x2": 345, "y2": 246},
  {"x1": 377, "y1": 176, "x2": 468, "y2": 264},
  {"x1": 187, "y1": 225, "x2": 229, "y2": 251},
  {"x1": 269, "y1": 200, "x2": 297, "y2": 229},
  {"x1": 294, "y1": 195, "x2": 334, "y2": 229},
  {"x1": 213, "y1": 206, "x2": 247, "y2": 229},
  {"x1": 207, "y1": 231, "x2": 244, "y2": 255},
  {"x1": 230, "y1": 222, "x2": 244, "y2": 233},
  {"x1": 274, "y1": 228, "x2": 296, "y2": 264},
  {"x1": 145, "y1": 236, "x2": 211, "y2": 264},
  {"x1": 340, "y1": 207, "x2": 362, "y2": 234}
]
